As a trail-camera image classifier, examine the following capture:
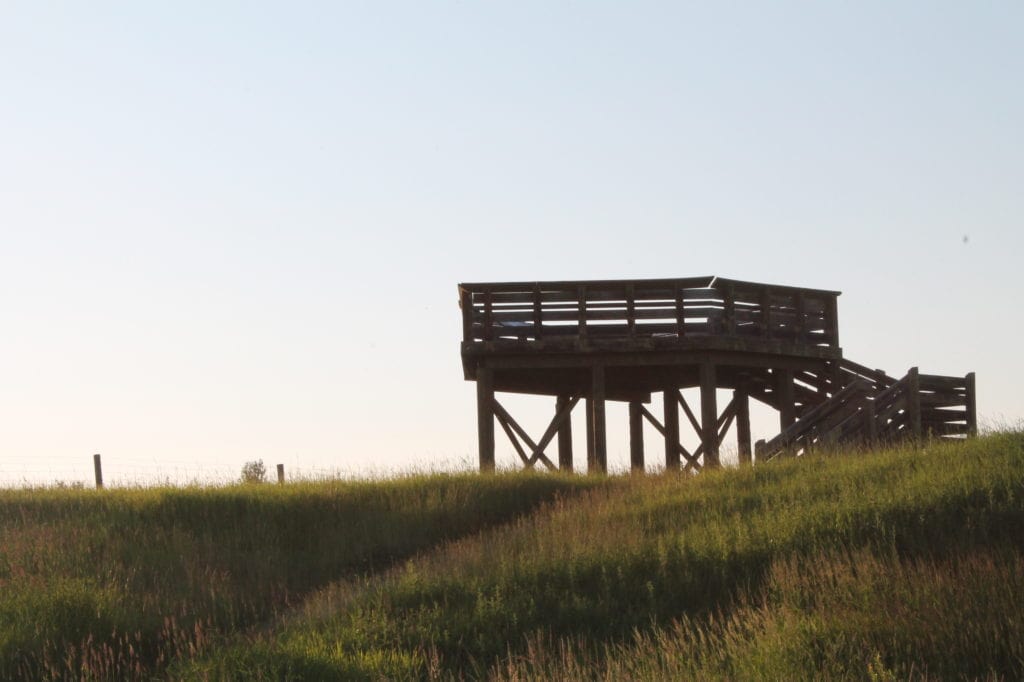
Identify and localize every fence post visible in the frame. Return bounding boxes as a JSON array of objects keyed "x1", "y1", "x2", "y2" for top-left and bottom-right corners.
[
  {"x1": 93, "y1": 454, "x2": 103, "y2": 489},
  {"x1": 277, "y1": 463, "x2": 285, "y2": 484}
]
